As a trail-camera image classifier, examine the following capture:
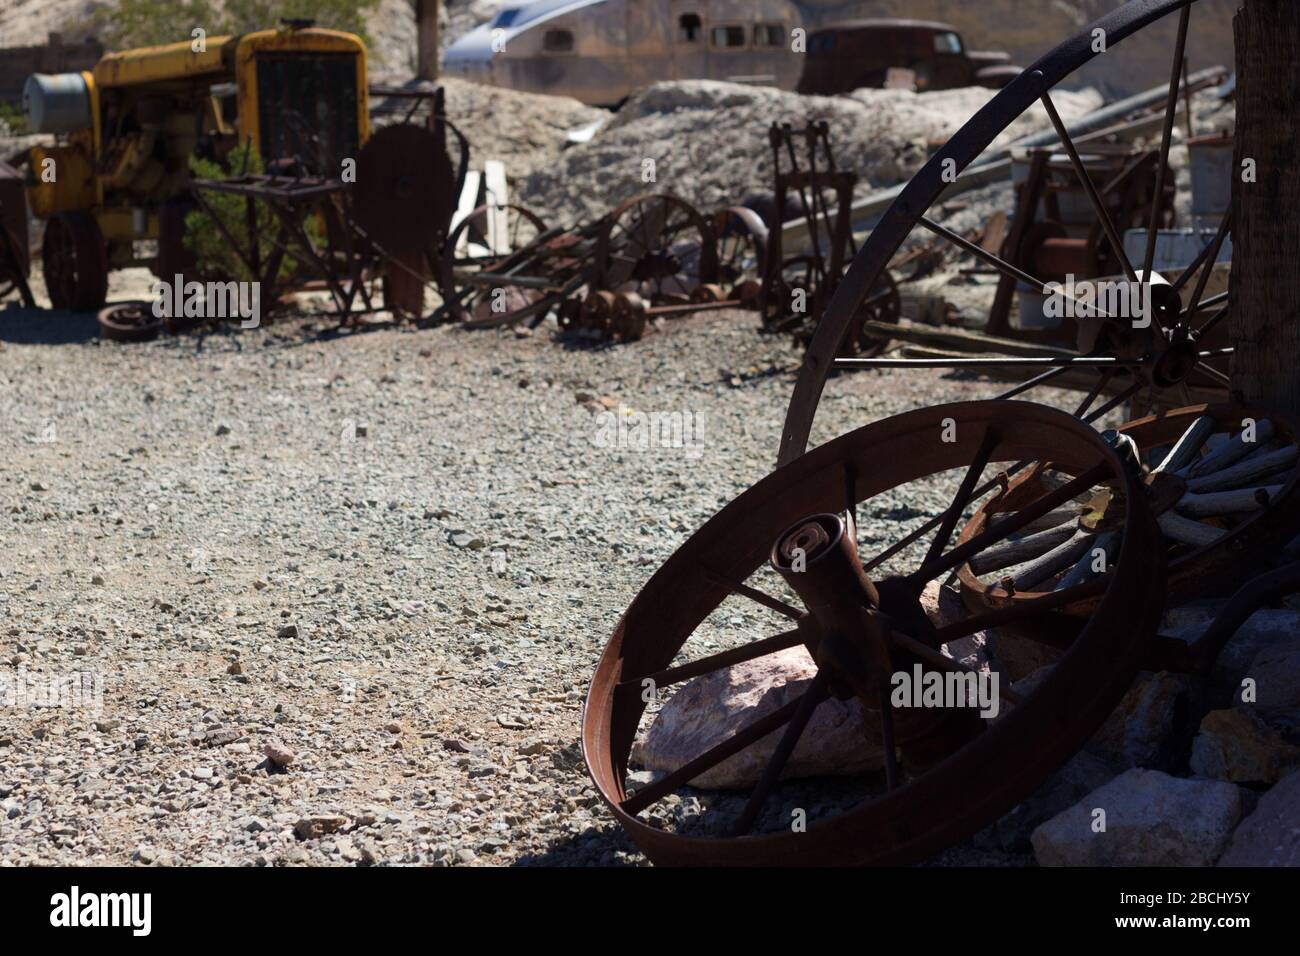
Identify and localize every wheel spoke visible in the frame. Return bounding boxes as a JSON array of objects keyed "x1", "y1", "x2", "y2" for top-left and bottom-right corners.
[
  {"x1": 991, "y1": 365, "x2": 1071, "y2": 400},
  {"x1": 622, "y1": 628, "x2": 806, "y2": 691},
  {"x1": 884, "y1": 623, "x2": 1023, "y2": 706},
  {"x1": 925, "y1": 428, "x2": 1000, "y2": 566},
  {"x1": 1195, "y1": 362, "x2": 1231, "y2": 388},
  {"x1": 1173, "y1": 210, "x2": 1231, "y2": 303},
  {"x1": 1182, "y1": 289, "x2": 1228, "y2": 319},
  {"x1": 932, "y1": 584, "x2": 1094, "y2": 645},
  {"x1": 1141, "y1": 4, "x2": 1192, "y2": 282},
  {"x1": 909, "y1": 461, "x2": 1109, "y2": 585},
  {"x1": 621, "y1": 691, "x2": 806, "y2": 815},
  {"x1": 702, "y1": 569, "x2": 805, "y2": 621},
  {"x1": 1197, "y1": 304, "x2": 1230, "y2": 338},
  {"x1": 731, "y1": 669, "x2": 830, "y2": 834},
  {"x1": 1040, "y1": 91, "x2": 1139, "y2": 284},
  {"x1": 877, "y1": 683, "x2": 899, "y2": 790}
]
